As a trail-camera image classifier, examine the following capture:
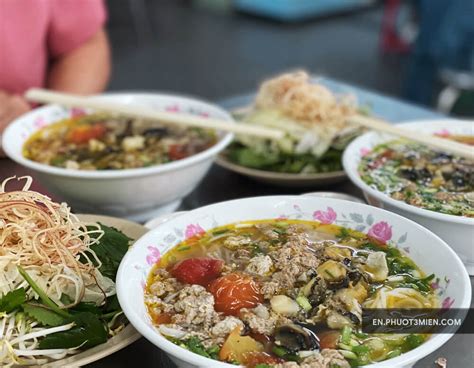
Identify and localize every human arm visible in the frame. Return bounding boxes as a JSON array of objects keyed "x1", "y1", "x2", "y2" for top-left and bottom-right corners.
[
  {"x1": 46, "y1": 28, "x2": 111, "y2": 94},
  {"x1": 0, "y1": 91, "x2": 31, "y2": 134}
]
